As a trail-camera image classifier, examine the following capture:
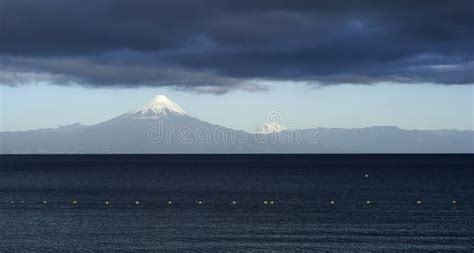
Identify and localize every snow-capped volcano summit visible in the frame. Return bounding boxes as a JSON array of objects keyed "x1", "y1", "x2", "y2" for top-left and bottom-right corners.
[
  {"x1": 126, "y1": 95, "x2": 188, "y2": 119},
  {"x1": 255, "y1": 122, "x2": 287, "y2": 134}
]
